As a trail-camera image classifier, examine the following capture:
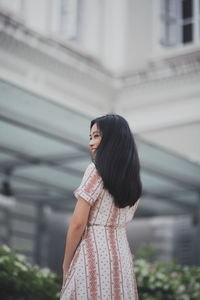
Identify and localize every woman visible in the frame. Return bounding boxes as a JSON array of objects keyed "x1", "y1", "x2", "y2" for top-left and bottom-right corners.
[{"x1": 60, "y1": 114, "x2": 142, "y2": 300}]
